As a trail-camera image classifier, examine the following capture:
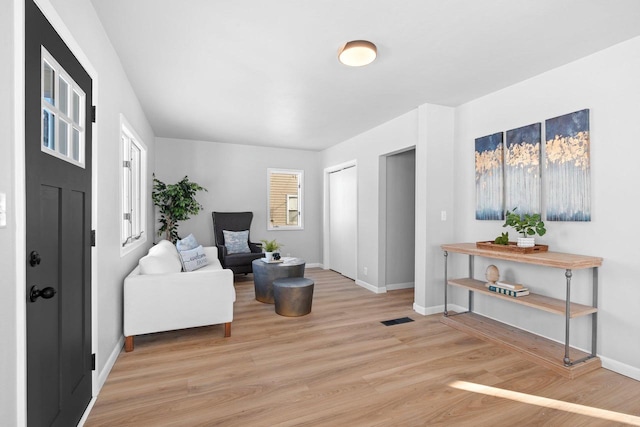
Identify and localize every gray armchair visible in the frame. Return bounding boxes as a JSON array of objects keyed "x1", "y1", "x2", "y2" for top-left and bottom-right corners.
[{"x1": 212, "y1": 212, "x2": 264, "y2": 274}]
